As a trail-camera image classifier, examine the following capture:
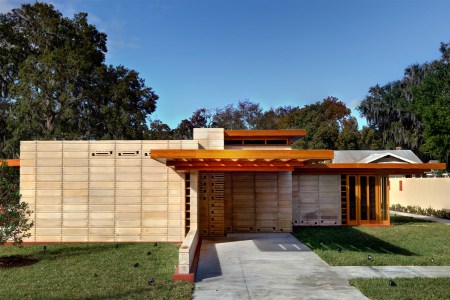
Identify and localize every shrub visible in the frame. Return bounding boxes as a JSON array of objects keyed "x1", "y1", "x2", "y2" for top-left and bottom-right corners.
[
  {"x1": 391, "y1": 203, "x2": 450, "y2": 220},
  {"x1": 0, "y1": 161, "x2": 33, "y2": 245}
]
